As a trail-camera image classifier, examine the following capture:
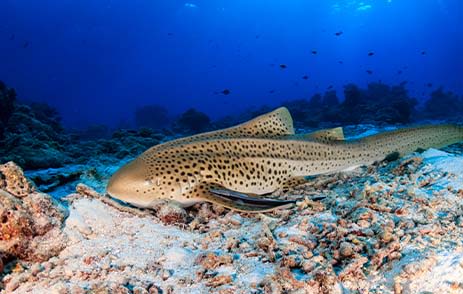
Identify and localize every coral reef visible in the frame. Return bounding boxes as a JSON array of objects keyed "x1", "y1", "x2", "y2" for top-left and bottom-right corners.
[
  {"x1": 0, "y1": 162, "x2": 67, "y2": 283},
  {"x1": 0, "y1": 82, "x2": 16, "y2": 140},
  {"x1": 175, "y1": 108, "x2": 211, "y2": 134},
  {"x1": 74, "y1": 124, "x2": 110, "y2": 141},
  {"x1": 0, "y1": 91, "x2": 69, "y2": 170},
  {"x1": 0, "y1": 82, "x2": 172, "y2": 171},
  {"x1": 421, "y1": 87, "x2": 463, "y2": 119},
  {"x1": 281, "y1": 82, "x2": 418, "y2": 127}
]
